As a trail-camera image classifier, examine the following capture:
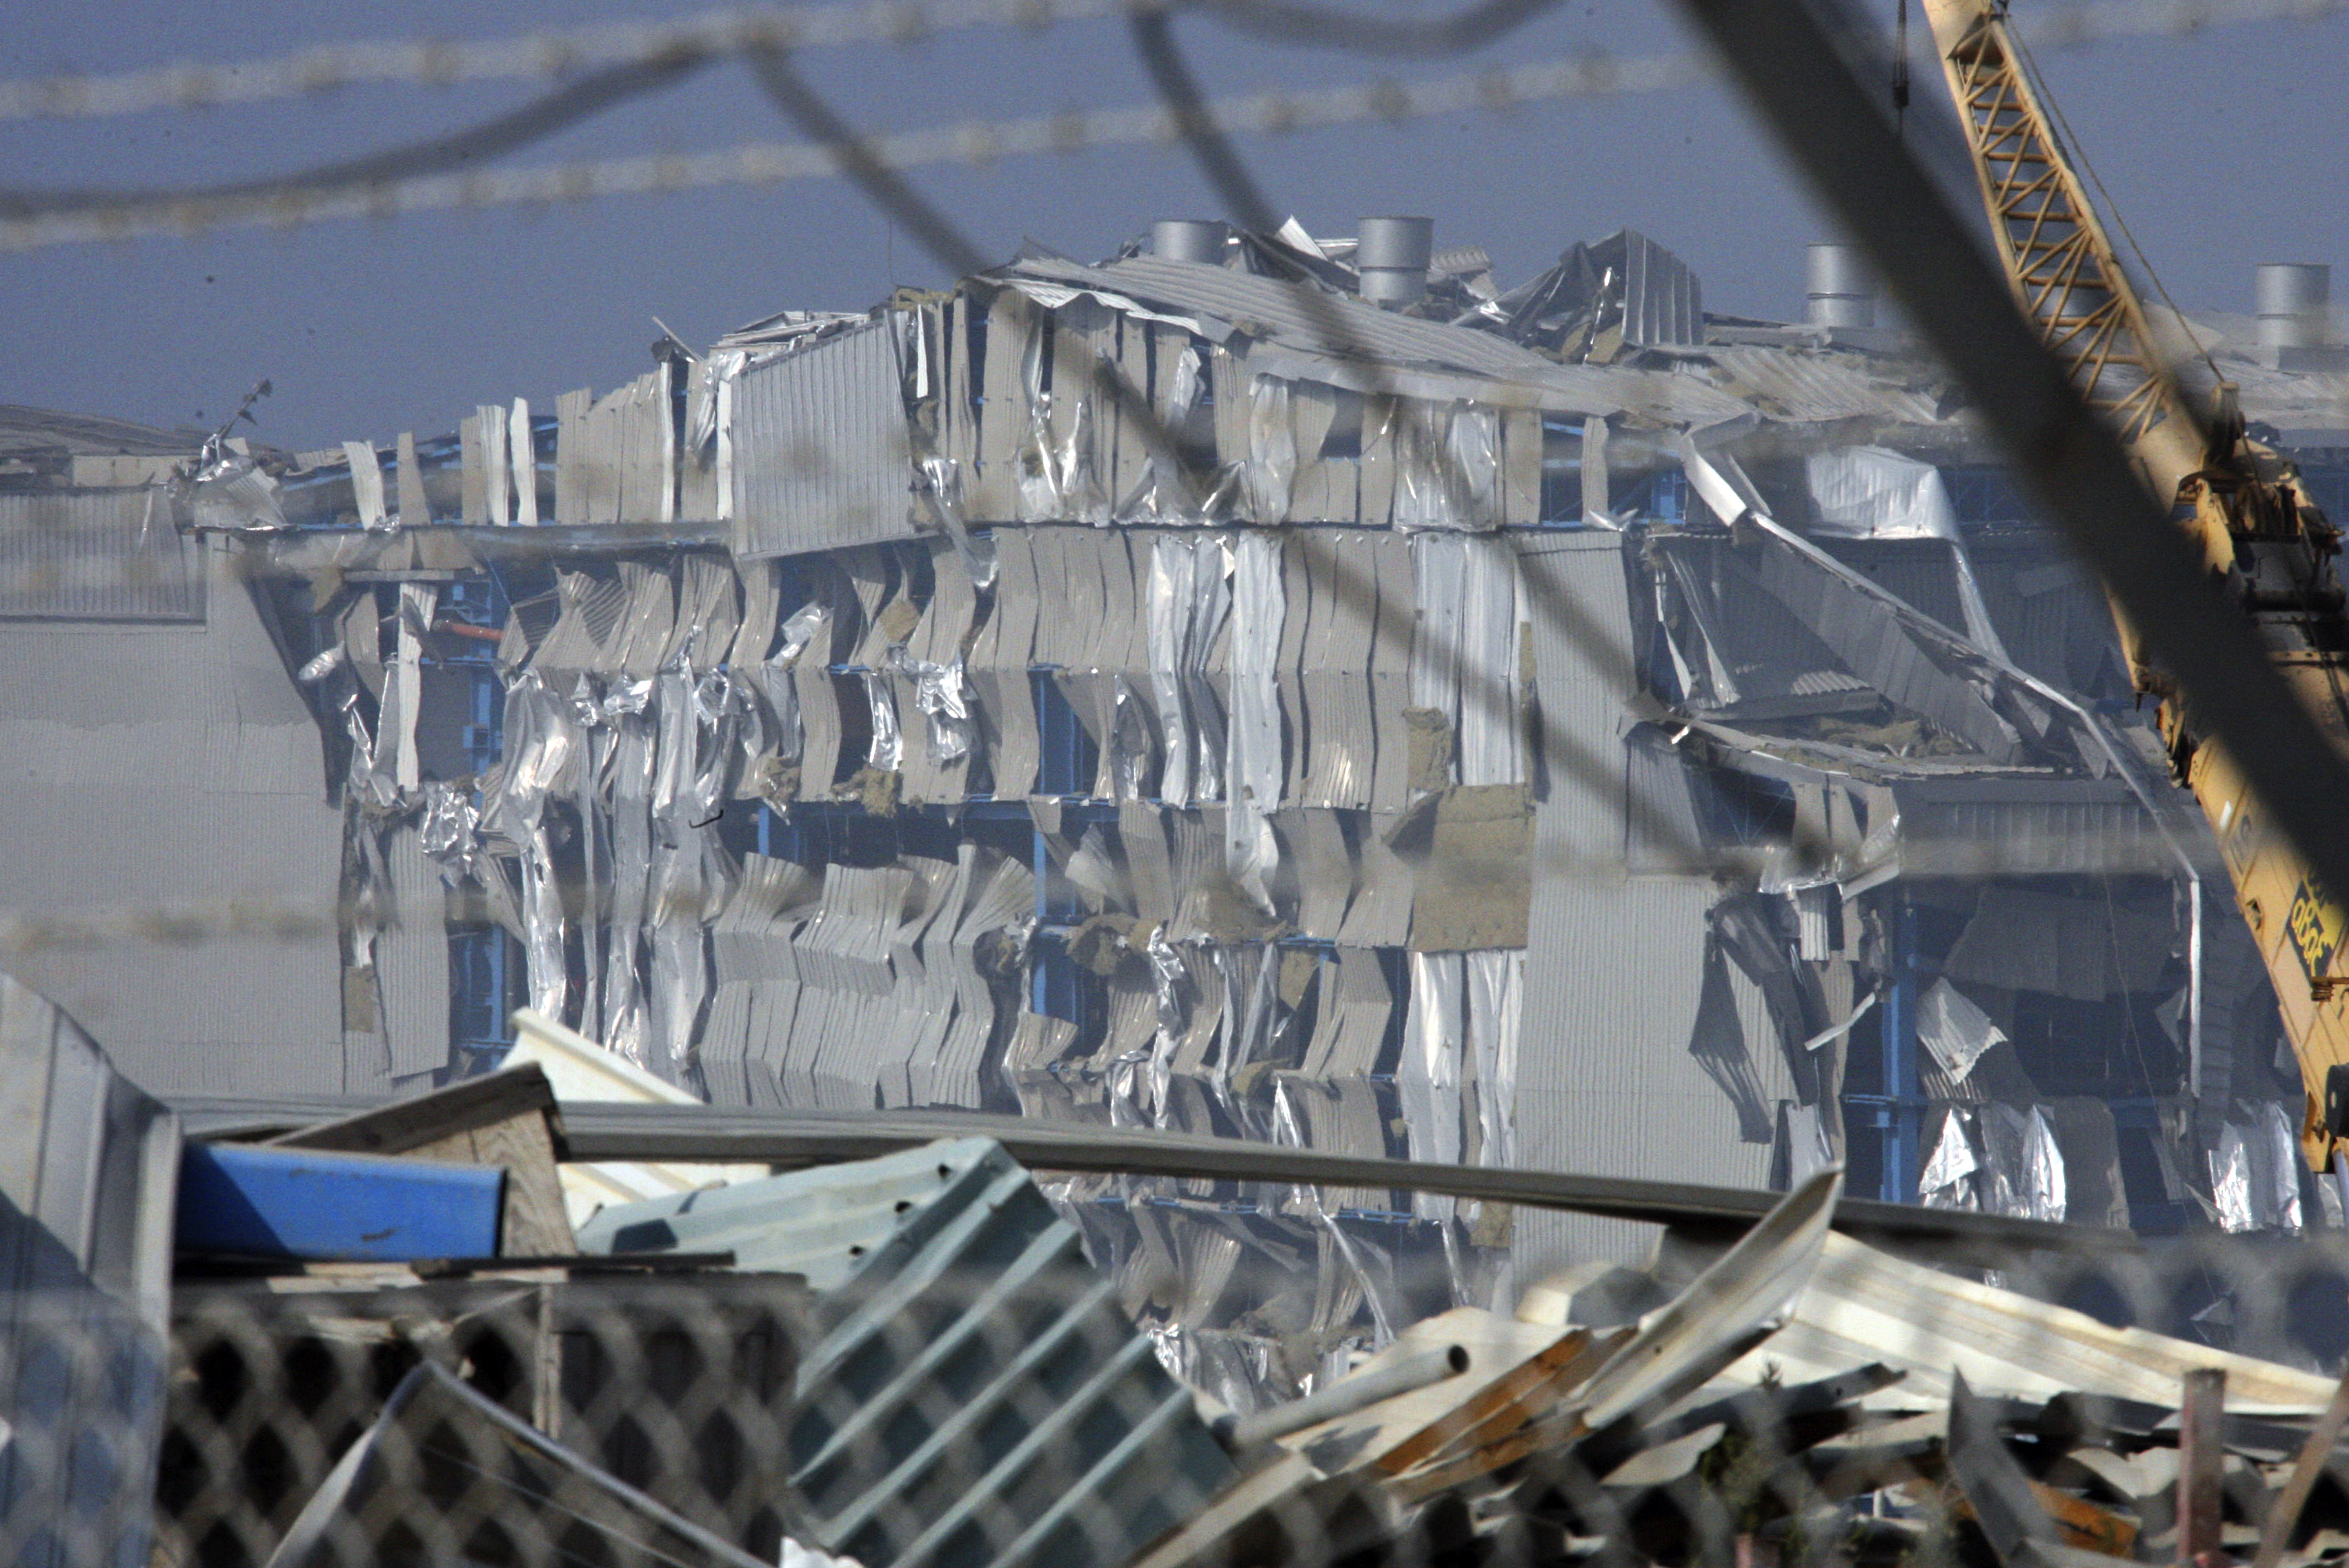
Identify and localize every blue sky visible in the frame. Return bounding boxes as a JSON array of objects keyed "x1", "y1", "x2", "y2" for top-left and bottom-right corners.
[{"x1": 4, "y1": 0, "x2": 2345, "y2": 451}]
